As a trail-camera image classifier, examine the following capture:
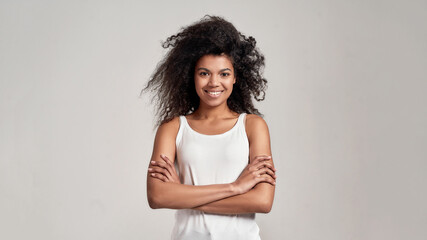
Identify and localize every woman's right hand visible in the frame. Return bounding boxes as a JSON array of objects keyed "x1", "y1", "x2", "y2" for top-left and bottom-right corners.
[{"x1": 232, "y1": 155, "x2": 276, "y2": 194}]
